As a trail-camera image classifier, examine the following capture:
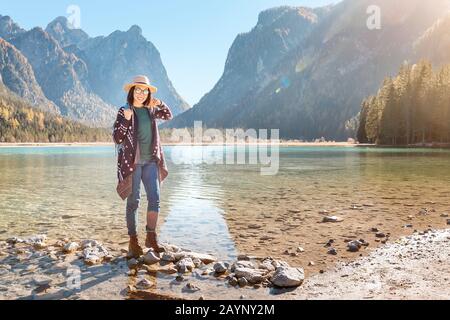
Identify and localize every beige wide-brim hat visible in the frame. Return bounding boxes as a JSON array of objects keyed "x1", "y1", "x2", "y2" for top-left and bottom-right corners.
[{"x1": 123, "y1": 75, "x2": 158, "y2": 93}]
